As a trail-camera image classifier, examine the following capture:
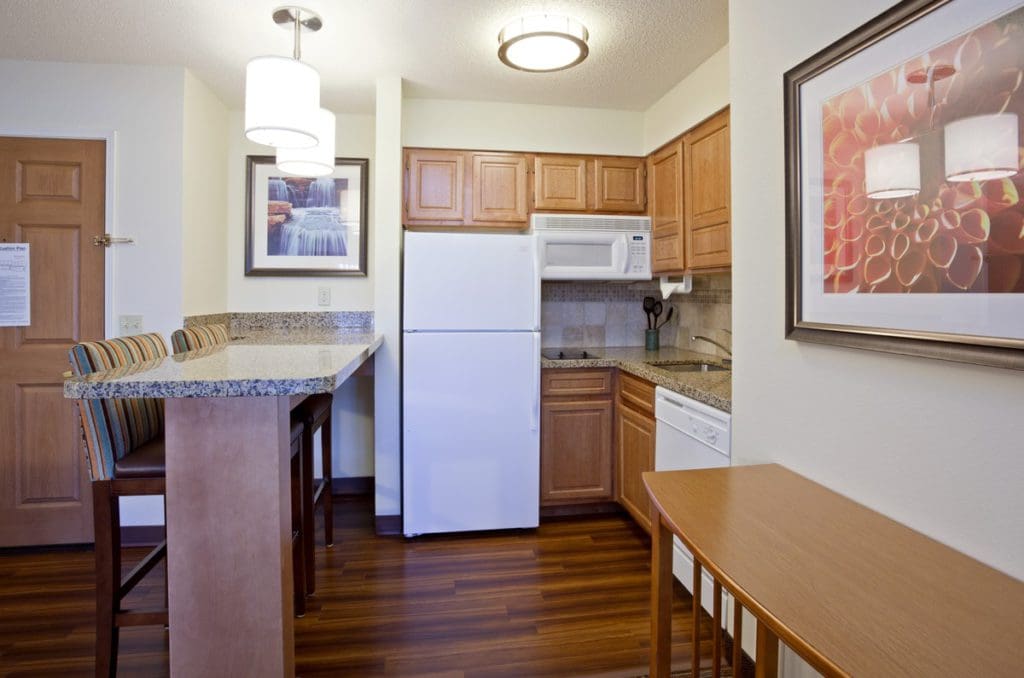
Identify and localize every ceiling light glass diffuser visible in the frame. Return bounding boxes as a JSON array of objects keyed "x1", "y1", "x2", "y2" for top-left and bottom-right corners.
[
  {"x1": 276, "y1": 108, "x2": 336, "y2": 176},
  {"x1": 498, "y1": 15, "x2": 589, "y2": 72},
  {"x1": 944, "y1": 113, "x2": 1020, "y2": 182},
  {"x1": 864, "y1": 142, "x2": 921, "y2": 199}
]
